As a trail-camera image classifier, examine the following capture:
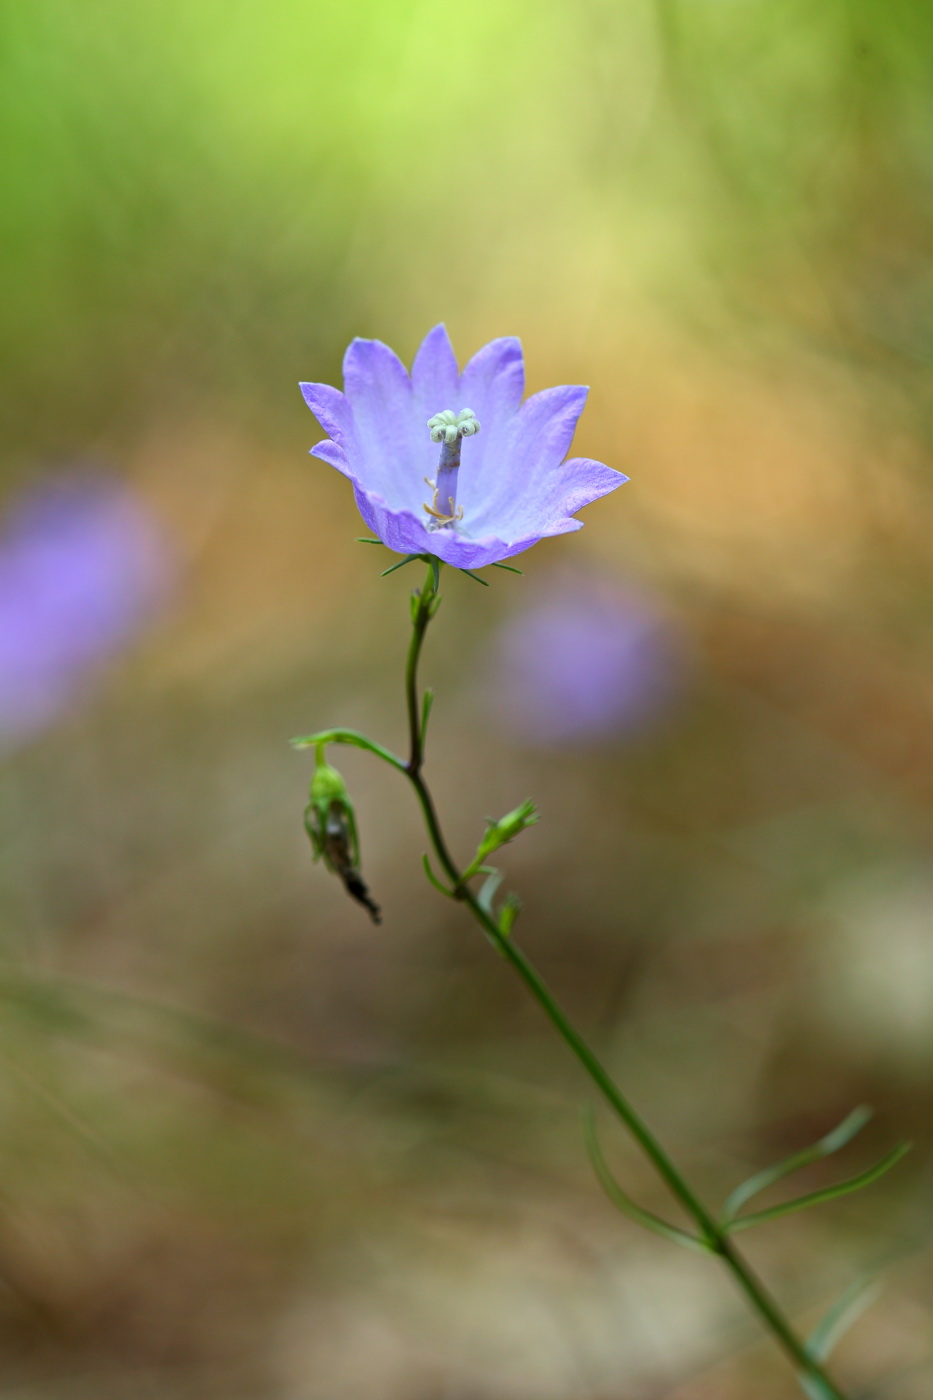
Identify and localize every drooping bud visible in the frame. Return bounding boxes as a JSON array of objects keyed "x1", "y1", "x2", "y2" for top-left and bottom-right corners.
[{"x1": 305, "y1": 744, "x2": 381, "y2": 924}]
